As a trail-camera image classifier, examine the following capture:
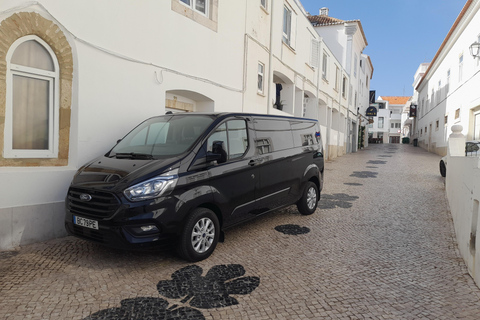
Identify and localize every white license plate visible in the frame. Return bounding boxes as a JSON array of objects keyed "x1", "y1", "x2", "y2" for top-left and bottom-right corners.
[{"x1": 74, "y1": 216, "x2": 99, "y2": 230}]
